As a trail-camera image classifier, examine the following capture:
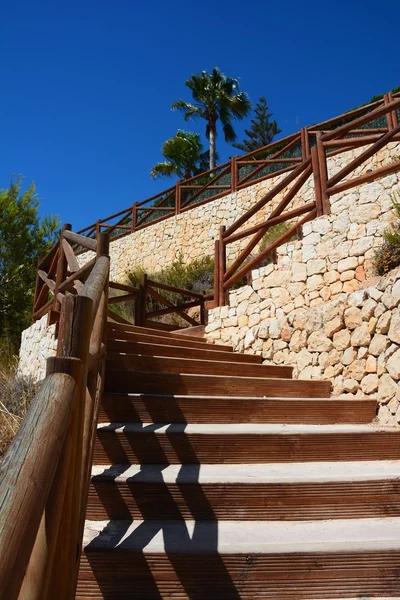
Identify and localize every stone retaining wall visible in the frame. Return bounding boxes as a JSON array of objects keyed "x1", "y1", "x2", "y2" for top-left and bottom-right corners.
[
  {"x1": 17, "y1": 315, "x2": 57, "y2": 383},
  {"x1": 19, "y1": 142, "x2": 400, "y2": 387},
  {"x1": 205, "y1": 168, "x2": 400, "y2": 424},
  {"x1": 79, "y1": 142, "x2": 400, "y2": 283}
]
